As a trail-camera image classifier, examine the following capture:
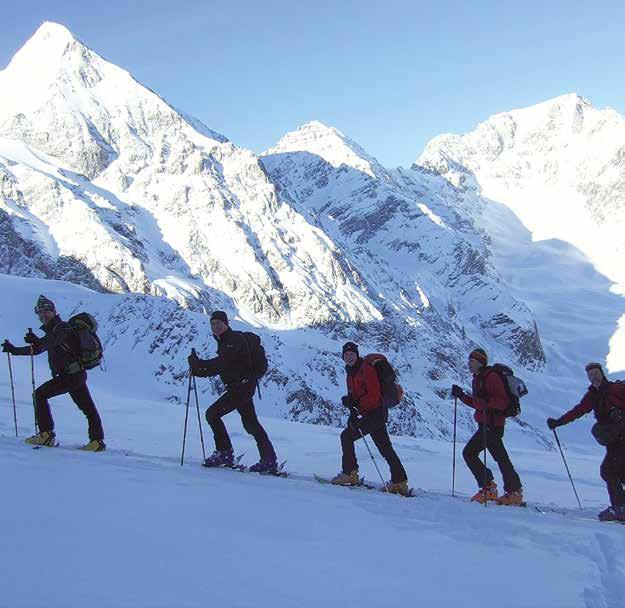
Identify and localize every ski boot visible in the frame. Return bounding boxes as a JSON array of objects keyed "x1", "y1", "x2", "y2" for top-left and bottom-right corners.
[
  {"x1": 471, "y1": 480, "x2": 498, "y2": 503},
  {"x1": 331, "y1": 470, "x2": 360, "y2": 486},
  {"x1": 249, "y1": 457, "x2": 278, "y2": 474},
  {"x1": 495, "y1": 489, "x2": 524, "y2": 506},
  {"x1": 598, "y1": 505, "x2": 625, "y2": 522},
  {"x1": 25, "y1": 430, "x2": 56, "y2": 447},
  {"x1": 385, "y1": 480, "x2": 411, "y2": 496},
  {"x1": 203, "y1": 449, "x2": 234, "y2": 467},
  {"x1": 79, "y1": 439, "x2": 106, "y2": 452}
]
